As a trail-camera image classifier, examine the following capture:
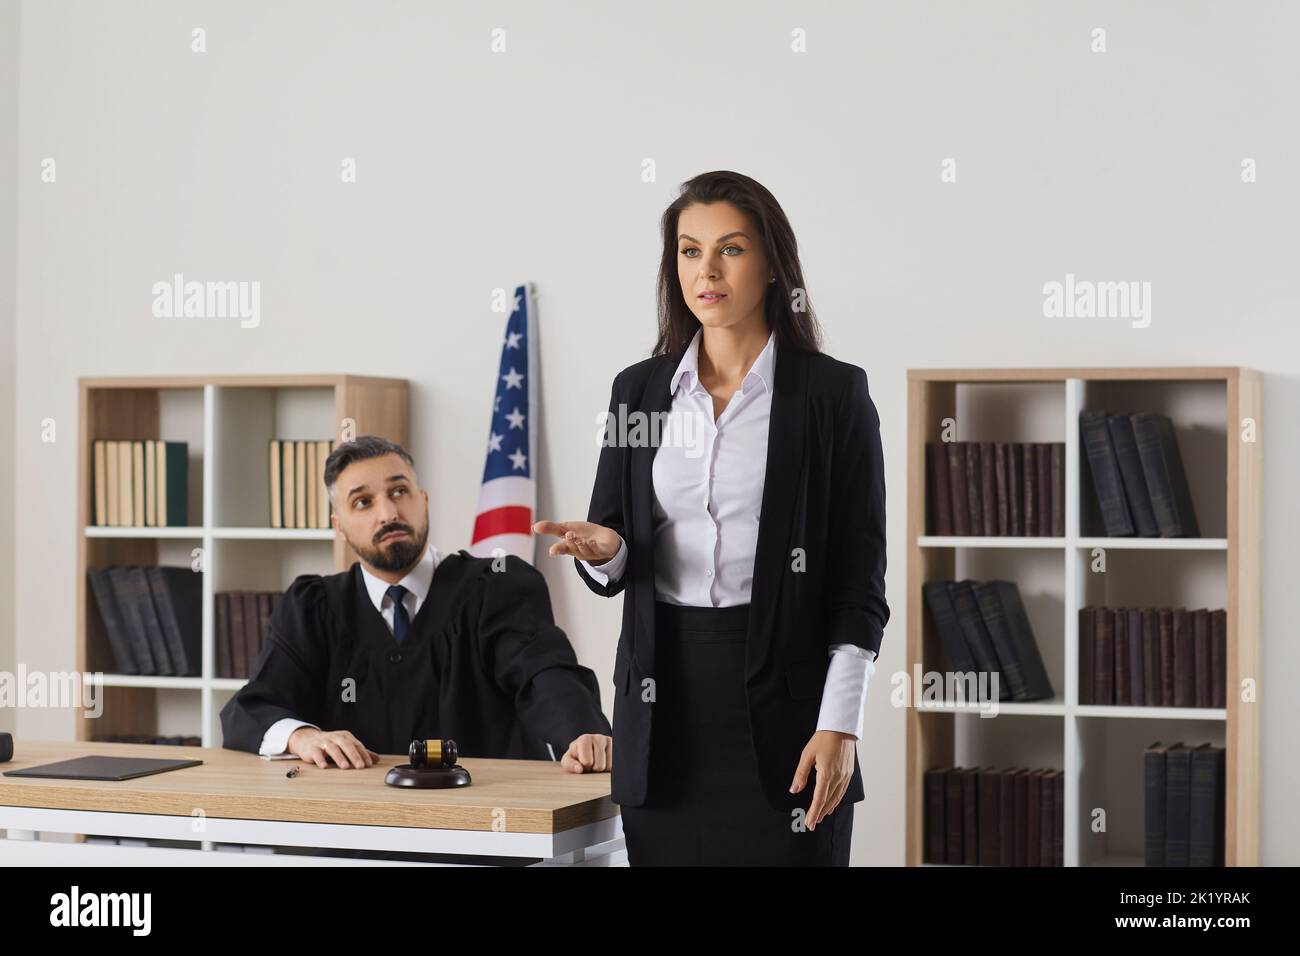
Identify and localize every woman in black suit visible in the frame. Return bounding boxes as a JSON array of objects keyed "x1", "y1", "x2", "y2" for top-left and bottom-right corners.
[{"x1": 534, "y1": 170, "x2": 889, "y2": 866}]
